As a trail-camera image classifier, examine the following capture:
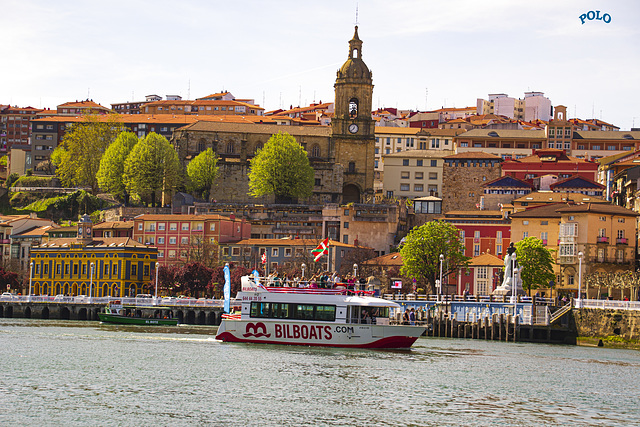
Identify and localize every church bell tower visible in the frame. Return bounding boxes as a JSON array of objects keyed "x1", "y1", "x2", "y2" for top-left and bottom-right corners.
[{"x1": 331, "y1": 26, "x2": 375, "y2": 204}]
